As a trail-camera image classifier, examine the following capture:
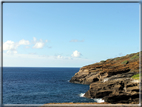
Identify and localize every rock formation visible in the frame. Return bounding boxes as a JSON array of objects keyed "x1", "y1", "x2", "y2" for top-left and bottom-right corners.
[{"x1": 70, "y1": 52, "x2": 141, "y2": 104}]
